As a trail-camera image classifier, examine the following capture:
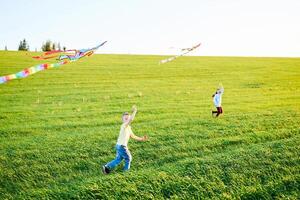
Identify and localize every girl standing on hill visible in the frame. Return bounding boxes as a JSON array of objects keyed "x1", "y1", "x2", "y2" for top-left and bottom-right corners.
[{"x1": 212, "y1": 85, "x2": 224, "y2": 117}]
